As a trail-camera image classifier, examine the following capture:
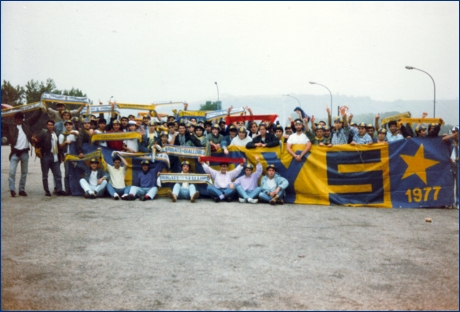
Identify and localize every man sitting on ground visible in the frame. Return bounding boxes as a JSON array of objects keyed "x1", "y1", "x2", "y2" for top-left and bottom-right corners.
[
  {"x1": 259, "y1": 164, "x2": 289, "y2": 205},
  {"x1": 230, "y1": 156, "x2": 262, "y2": 203},
  {"x1": 199, "y1": 157, "x2": 245, "y2": 202}
]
